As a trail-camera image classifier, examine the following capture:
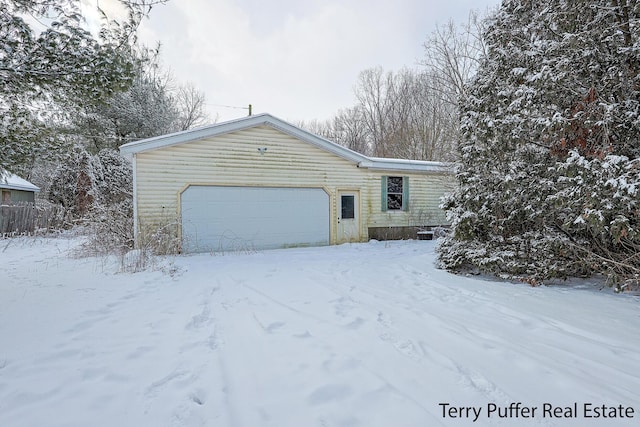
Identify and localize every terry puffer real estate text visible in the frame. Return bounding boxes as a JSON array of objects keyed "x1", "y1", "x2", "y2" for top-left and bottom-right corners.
[{"x1": 439, "y1": 402, "x2": 635, "y2": 422}]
